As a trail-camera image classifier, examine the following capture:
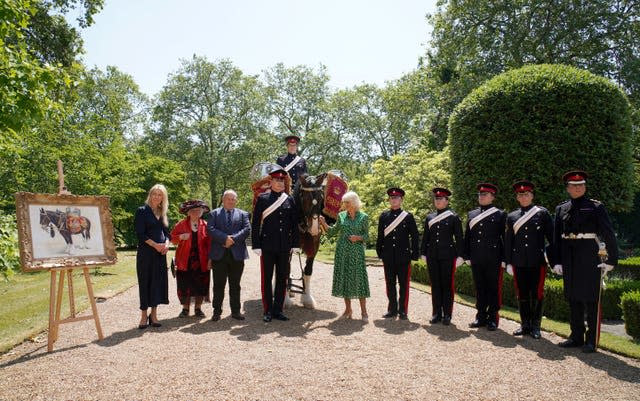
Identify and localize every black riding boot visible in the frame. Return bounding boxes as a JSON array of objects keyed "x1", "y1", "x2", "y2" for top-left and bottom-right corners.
[
  {"x1": 530, "y1": 299, "x2": 543, "y2": 339},
  {"x1": 513, "y1": 299, "x2": 531, "y2": 336}
]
